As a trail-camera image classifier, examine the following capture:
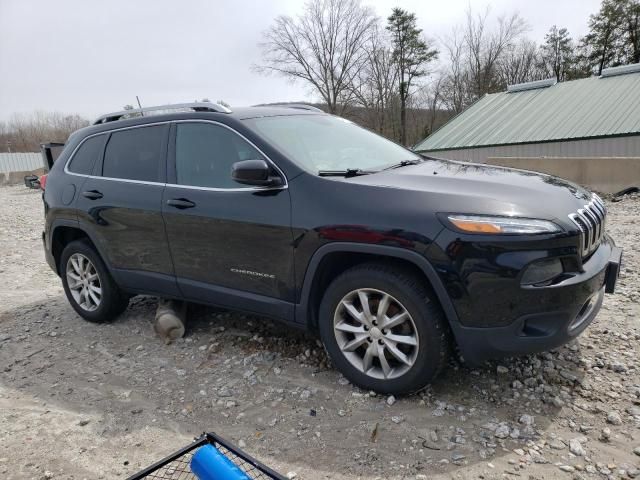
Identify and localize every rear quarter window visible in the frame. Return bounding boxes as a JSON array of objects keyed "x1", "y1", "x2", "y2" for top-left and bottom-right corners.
[
  {"x1": 67, "y1": 135, "x2": 106, "y2": 175},
  {"x1": 102, "y1": 125, "x2": 166, "y2": 182}
]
